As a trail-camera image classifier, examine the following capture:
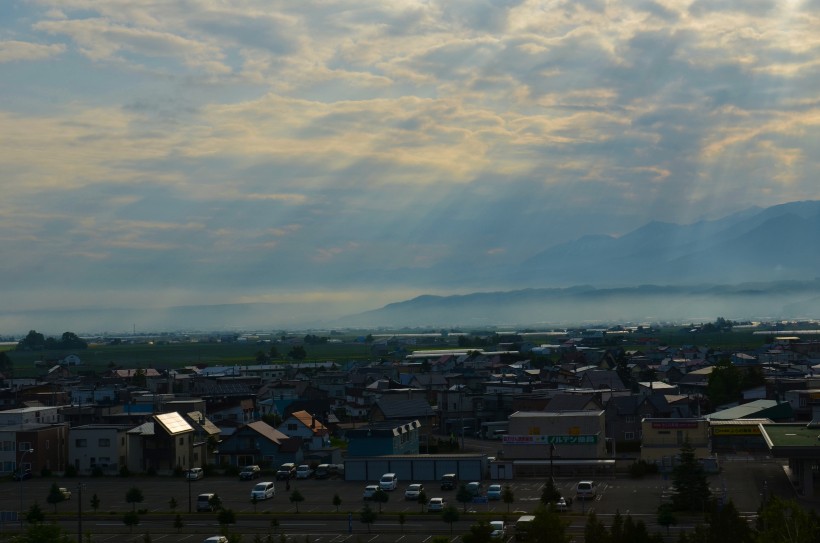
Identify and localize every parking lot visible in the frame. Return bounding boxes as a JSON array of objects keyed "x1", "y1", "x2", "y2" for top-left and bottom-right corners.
[{"x1": 0, "y1": 455, "x2": 798, "y2": 541}]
